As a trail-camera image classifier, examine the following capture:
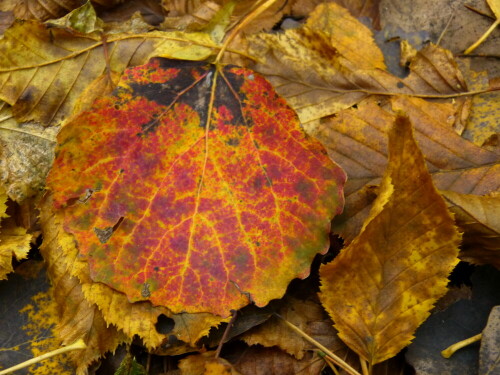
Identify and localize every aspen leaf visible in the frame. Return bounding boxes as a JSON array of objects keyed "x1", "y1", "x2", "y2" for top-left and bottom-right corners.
[
  {"x1": 46, "y1": 57, "x2": 346, "y2": 317},
  {"x1": 319, "y1": 116, "x2": 461, "y2": 365},
  {"x1": 480, "y1": 305, "x2": 500, "y2": 374}
]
